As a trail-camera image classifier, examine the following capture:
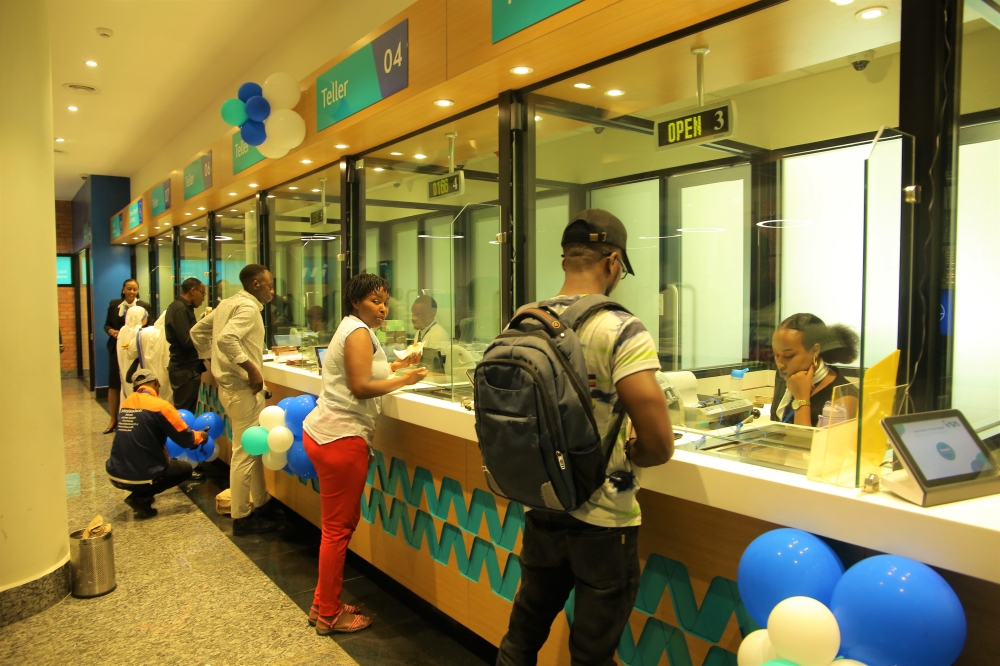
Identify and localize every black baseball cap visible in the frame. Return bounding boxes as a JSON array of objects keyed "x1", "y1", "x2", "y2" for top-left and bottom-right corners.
[{"x1": 561, "y1": 209, "x2": 634, "y2": 275}]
